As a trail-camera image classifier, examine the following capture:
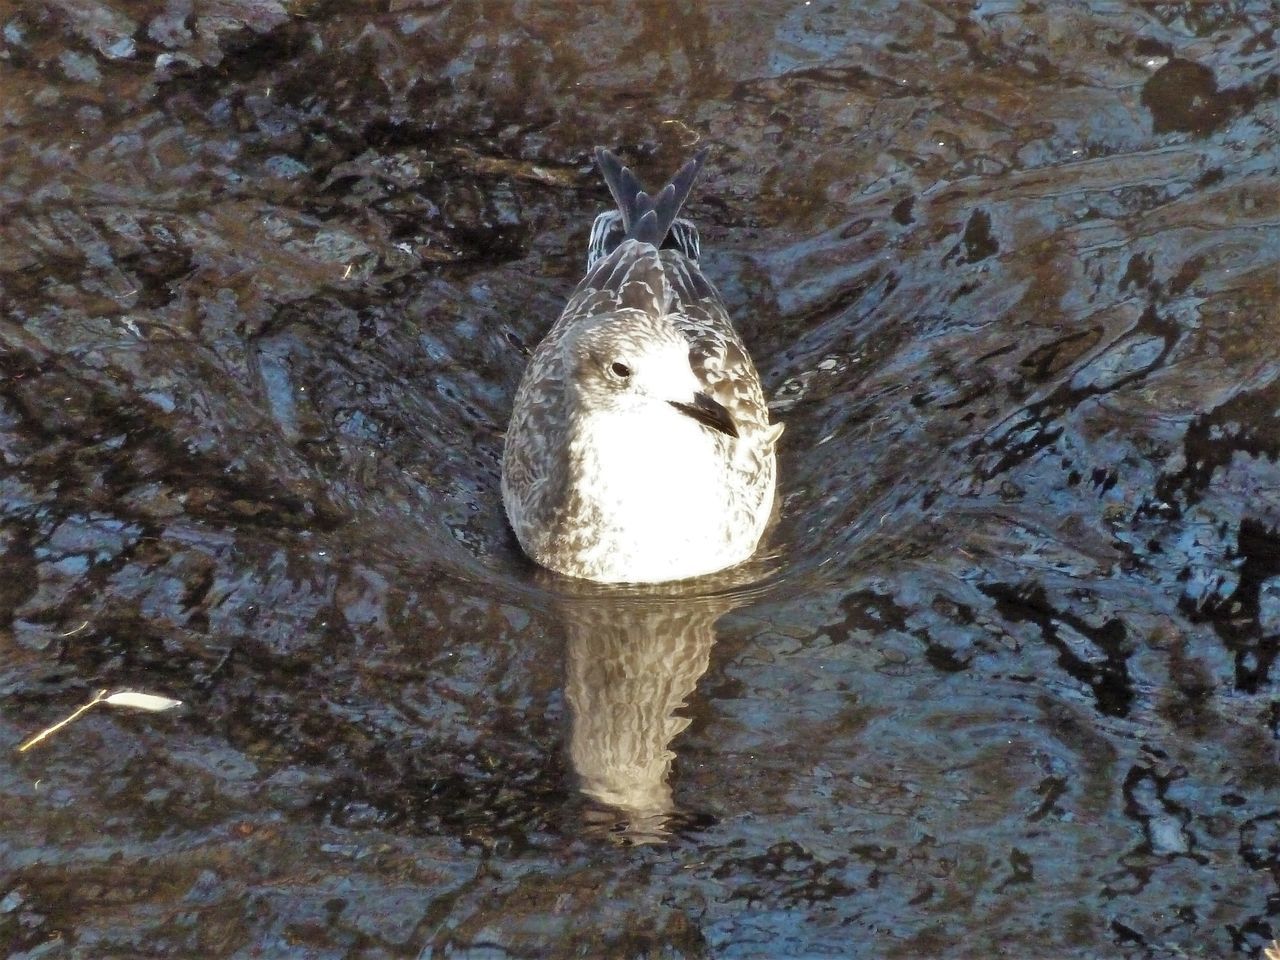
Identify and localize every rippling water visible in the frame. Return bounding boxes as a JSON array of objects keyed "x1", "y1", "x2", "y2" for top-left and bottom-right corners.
[{"x1": 2, "y1": 1, "x2": 1278, "y2": 957}]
